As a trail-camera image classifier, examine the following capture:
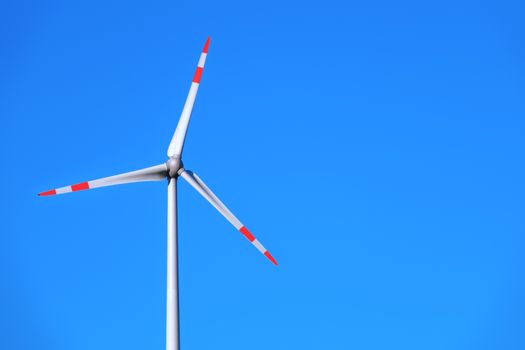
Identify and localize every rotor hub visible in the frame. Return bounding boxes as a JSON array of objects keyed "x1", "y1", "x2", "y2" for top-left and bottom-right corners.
[{"x1": 166, "y1": 157, "x2": 183, "y2": 178}]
